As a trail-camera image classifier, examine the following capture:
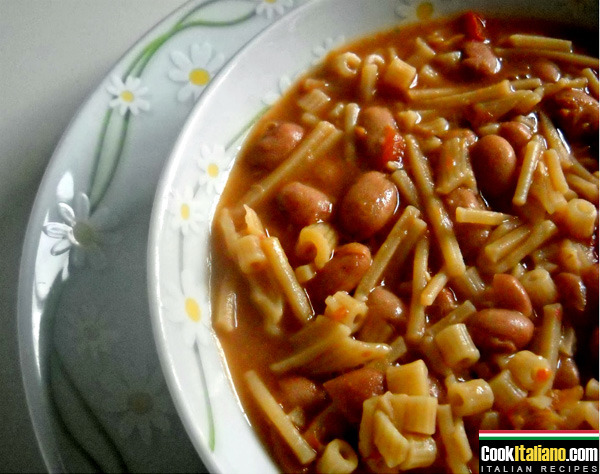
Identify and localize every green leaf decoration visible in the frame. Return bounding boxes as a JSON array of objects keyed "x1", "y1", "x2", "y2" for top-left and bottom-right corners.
[
  {"x1": 89, "y1": 110, "x2": 129, "y2": 211},
  {"x1": 177, "y1": 0, "x2": 257, "y2": 27}
]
